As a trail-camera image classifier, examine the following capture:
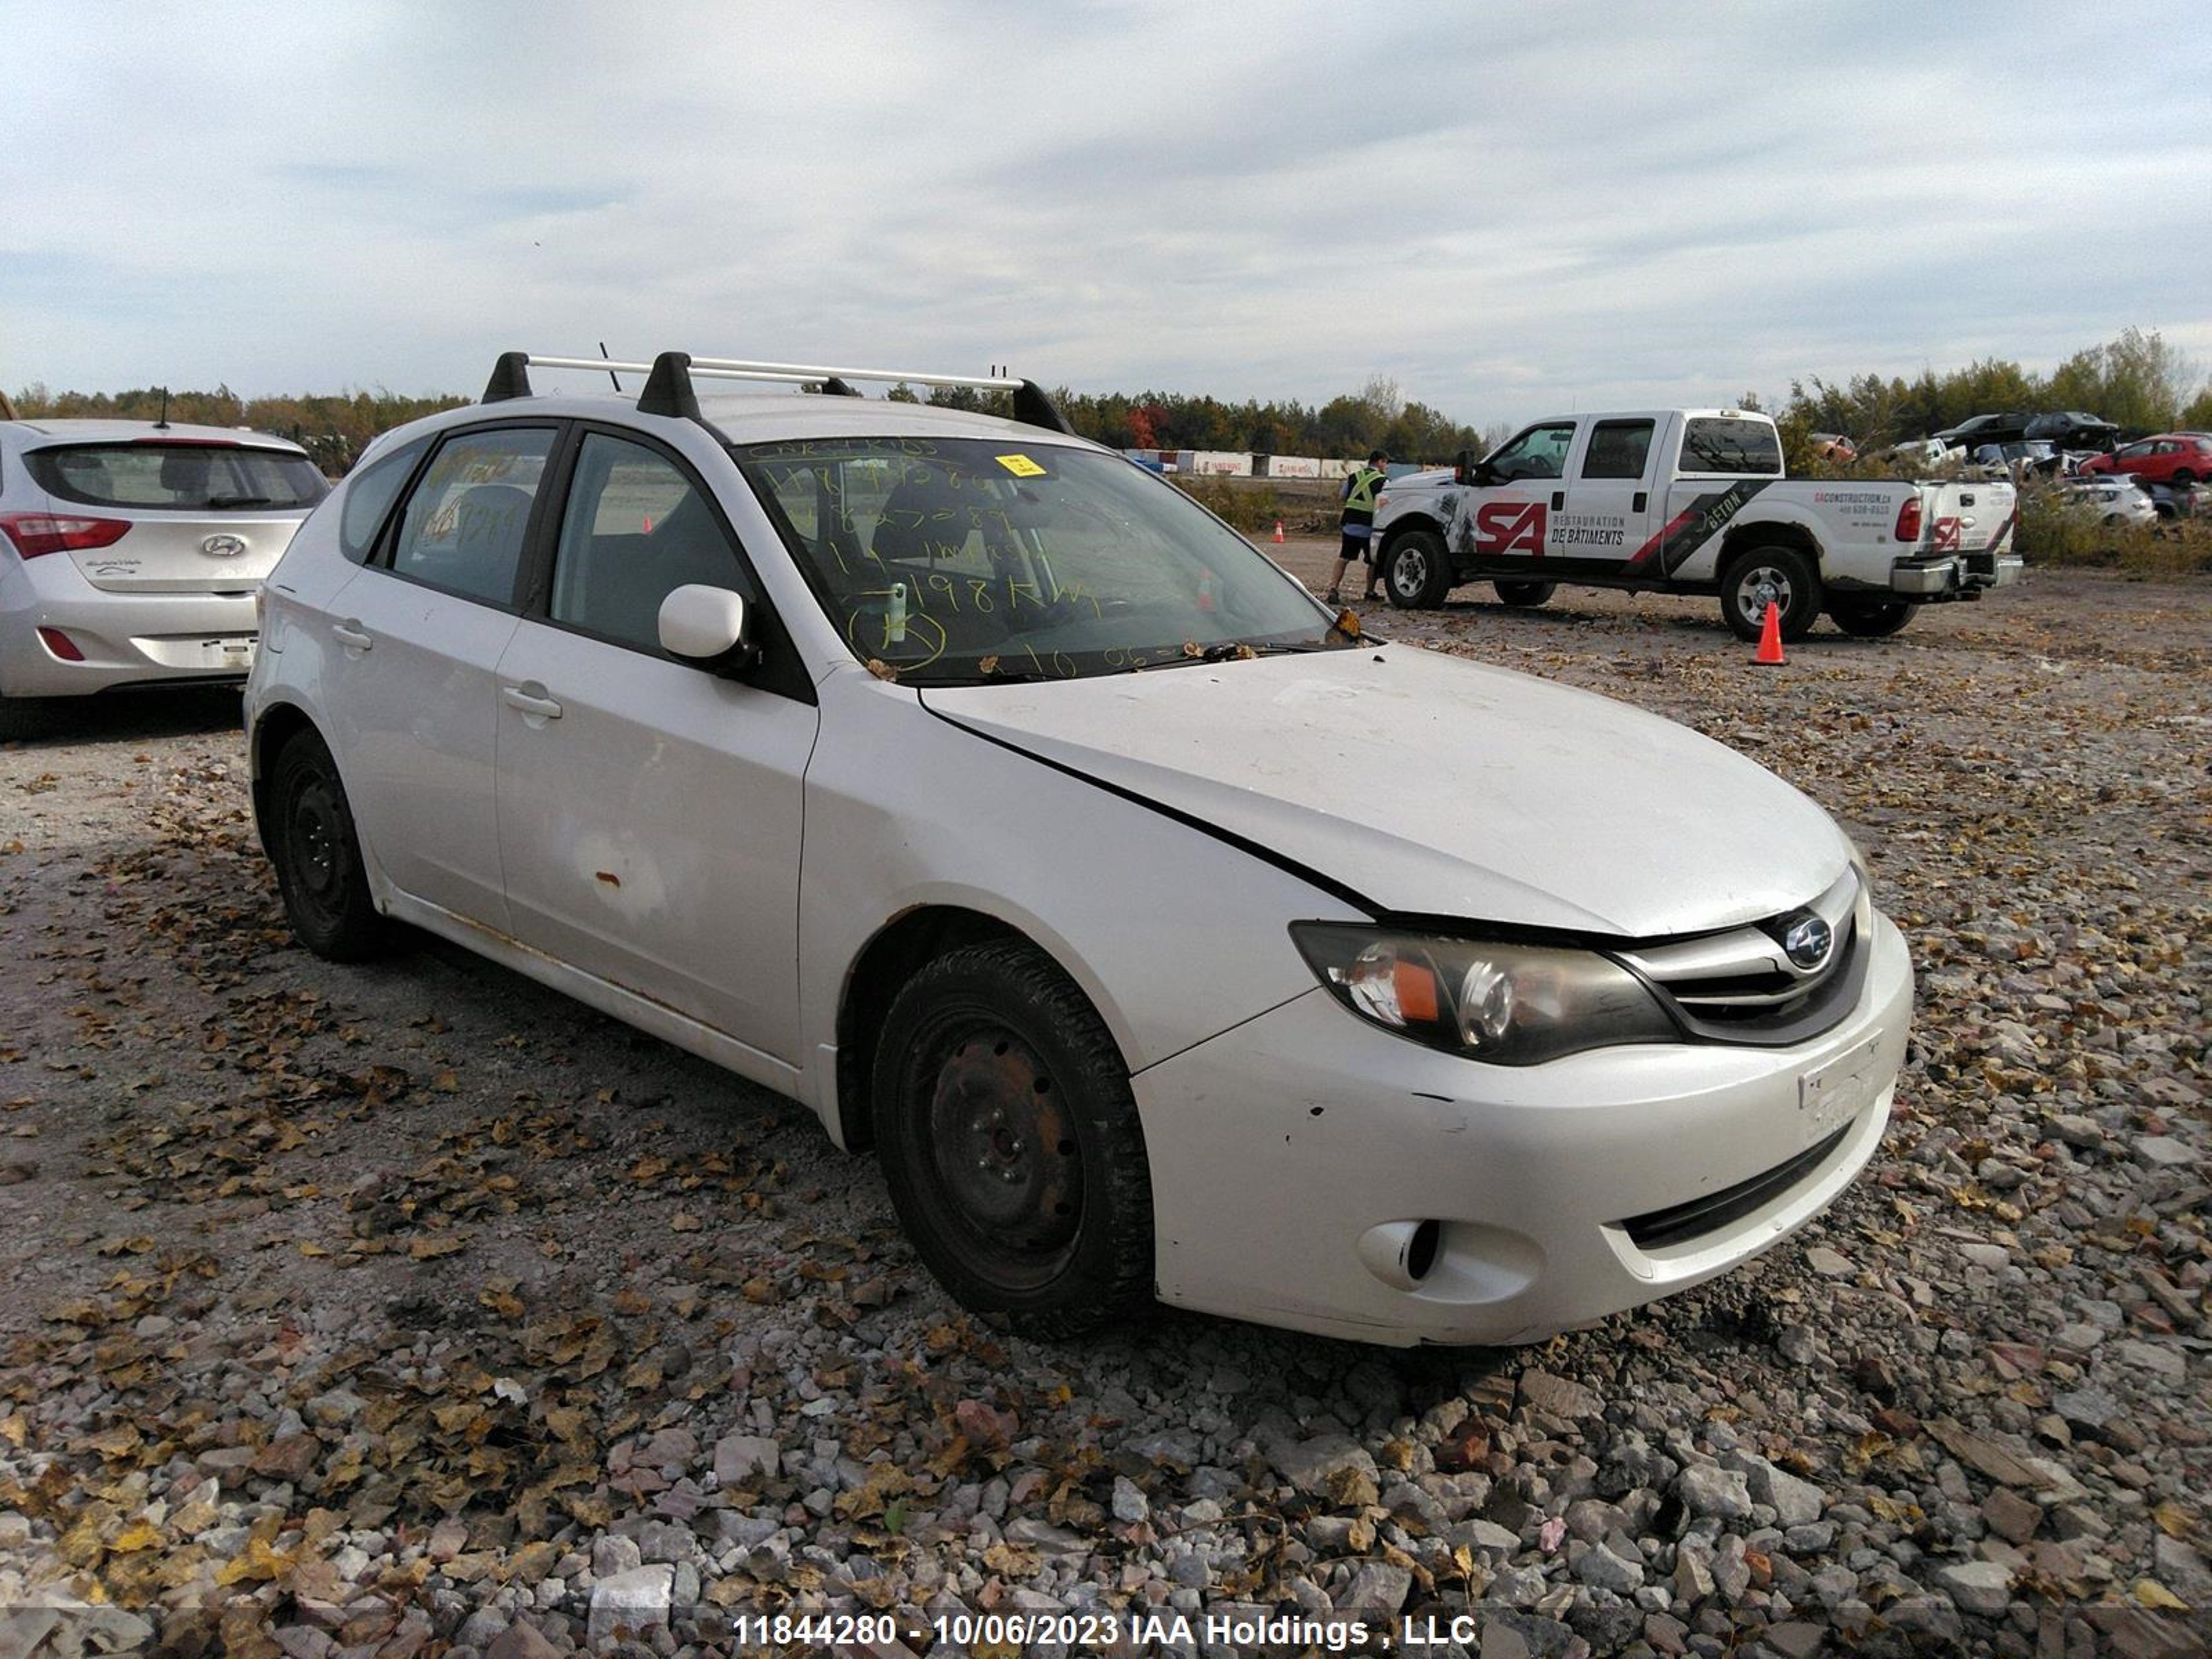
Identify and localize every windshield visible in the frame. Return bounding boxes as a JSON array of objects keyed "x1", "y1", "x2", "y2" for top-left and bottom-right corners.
[
  {"x1": 734, "y1": 436, "x2": 1350, "y2": 684},
  {"x1": 26, "y1": 442, "x2": 328, "y2": 511}
]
